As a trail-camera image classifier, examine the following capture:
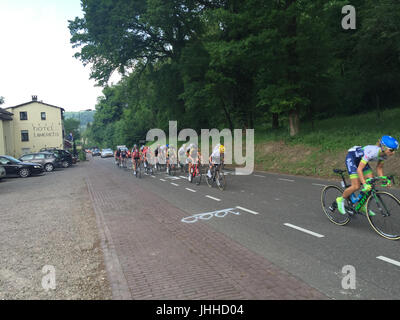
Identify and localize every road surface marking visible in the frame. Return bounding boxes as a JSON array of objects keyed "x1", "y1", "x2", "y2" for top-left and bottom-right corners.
[
  {"x1": 165, "y1": 176, "x2": 180, "y2": 180},
  {"x1": 254, "y1": 174, "x2": 266, "y2": 178},
  {"x1": 185, "y1": 188, "x2": 196, "y2": 193},
  {"x1": 180, "y1": 176, "x2": 187, "y2": 179},
  {"x1": 284, "y1": 223, "x2": 325, "y2": 238},
  {"x1": 279, "y1": 178, "x2": 295, "y2": 182},
  {"x1": 160, "y1": 179, "x2": 167, "y2": 182},
  {"x1": 171, "y1": 183, "x2": 179, "y2": 187},
  {"x1": 376, "y1": 256, "x2": 400, "y2": 267},
  {"x1": 206, "y1": 195, "x2": 221, "y2": 202},
  {"x1": 236, "y1": 206, "x2": 259, "y2": 215},
  {"x1": 312, "y1": 183, "x2": 327, "y2": 187},
  {"x1": 151, "y1": 175, "x2": 156, "y2": 178}
]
